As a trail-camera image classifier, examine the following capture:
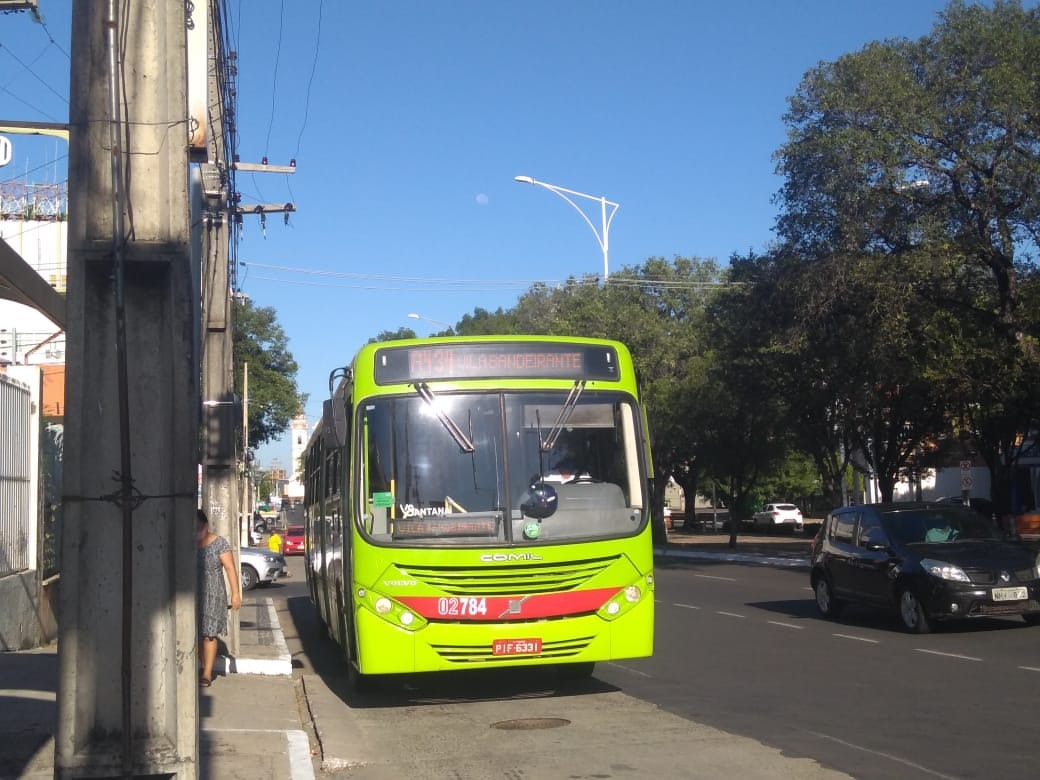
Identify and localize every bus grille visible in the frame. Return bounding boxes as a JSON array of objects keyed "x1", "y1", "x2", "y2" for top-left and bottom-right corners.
[
  {"x1": 396, "y1": 555, "x2": 621, "y2": 596},
  {"x1": 429, "y1": 636, "x2": 595, "y2": 664}
]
